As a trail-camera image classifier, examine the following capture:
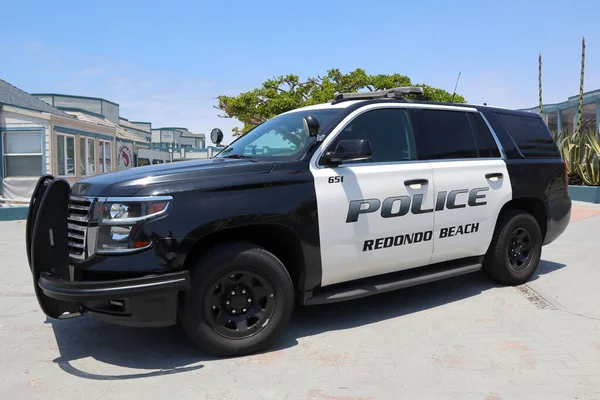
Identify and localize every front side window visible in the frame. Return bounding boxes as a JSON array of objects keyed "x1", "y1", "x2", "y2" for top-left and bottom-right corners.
[
  {"x1": 57, "y1": 134, "x2": 75, "y2": 177},
  {"x1": 216, "y1": 109, "x2": 343, "y2": 161},
  {"x1": 324, "y1": 108, "x2": 416, "y2": 165},
  {"x1": 2, "y1": 130, "x2": 43, "y2": 177},
  {"x1": 408, "y1": 109, "x2": 479, "y2": 160}
]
